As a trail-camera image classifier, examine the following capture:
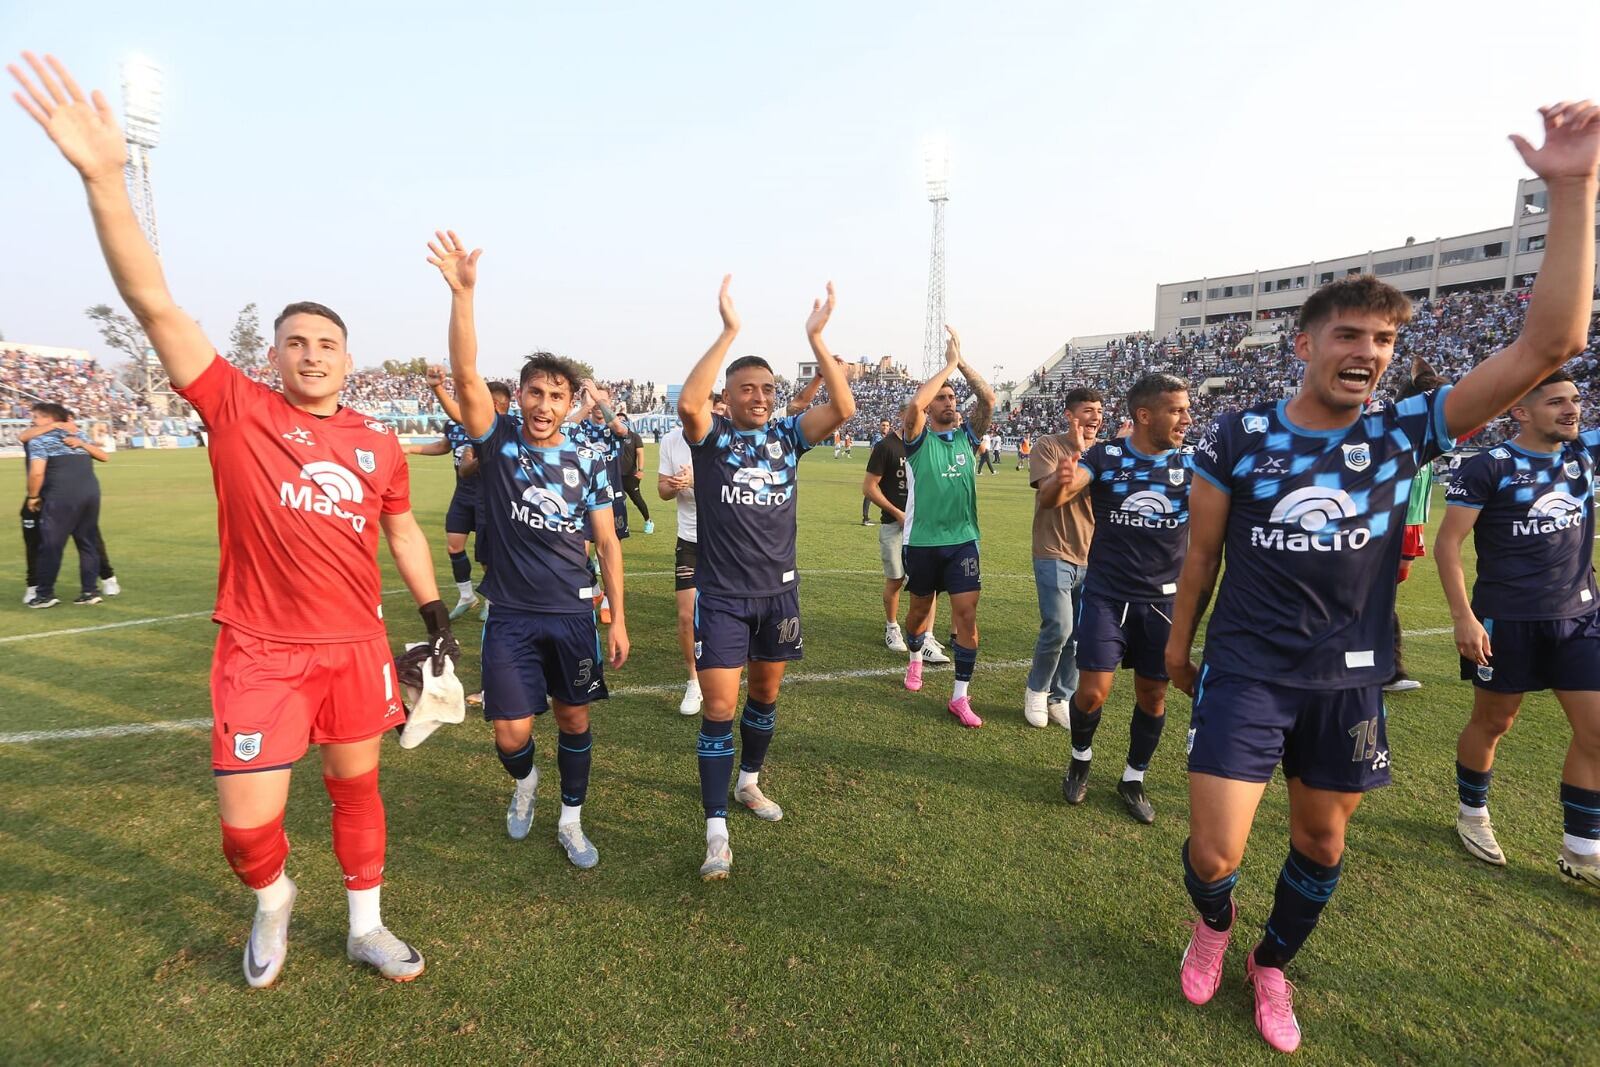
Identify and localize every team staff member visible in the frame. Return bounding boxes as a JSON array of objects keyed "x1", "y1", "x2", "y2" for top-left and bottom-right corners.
[
  {"x1": 24, "y1": 401, "x2": 111, "y2": 608},
  {"x1": 19, "y1": 405, "x2": 119, "y2": 604}
]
